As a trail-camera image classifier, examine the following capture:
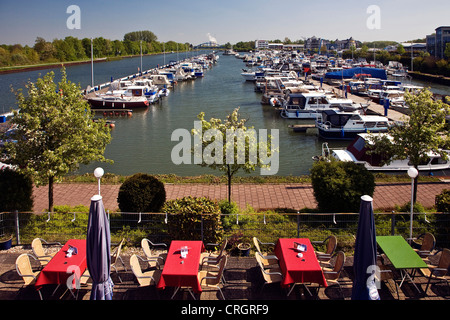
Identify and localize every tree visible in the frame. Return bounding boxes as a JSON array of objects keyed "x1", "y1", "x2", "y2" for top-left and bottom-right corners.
[
  {"x1": 6, "y1": 67, "x2": 112, "y2": 212},
  {"x1": 33, "y1": 37, "x2": 56, "y2": 61},
  {"x1": 124, "y1": 30, "x2": 157, "y2": 43},
  {"x1": 191, "y1": 108, "x2": 276, "y2": 202},
  {"x1": 0, "y1": 169, "x2": 33, "y2": 212},
  {"x1": 397, "y1": 44, "x2": 406, "y2": 55},
  {"x1": 445, "y1": 43, "x2": 450, "y2": 60},
  {"x1": 367, "y1": 89, "x2": 450, "y2": 203}
]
